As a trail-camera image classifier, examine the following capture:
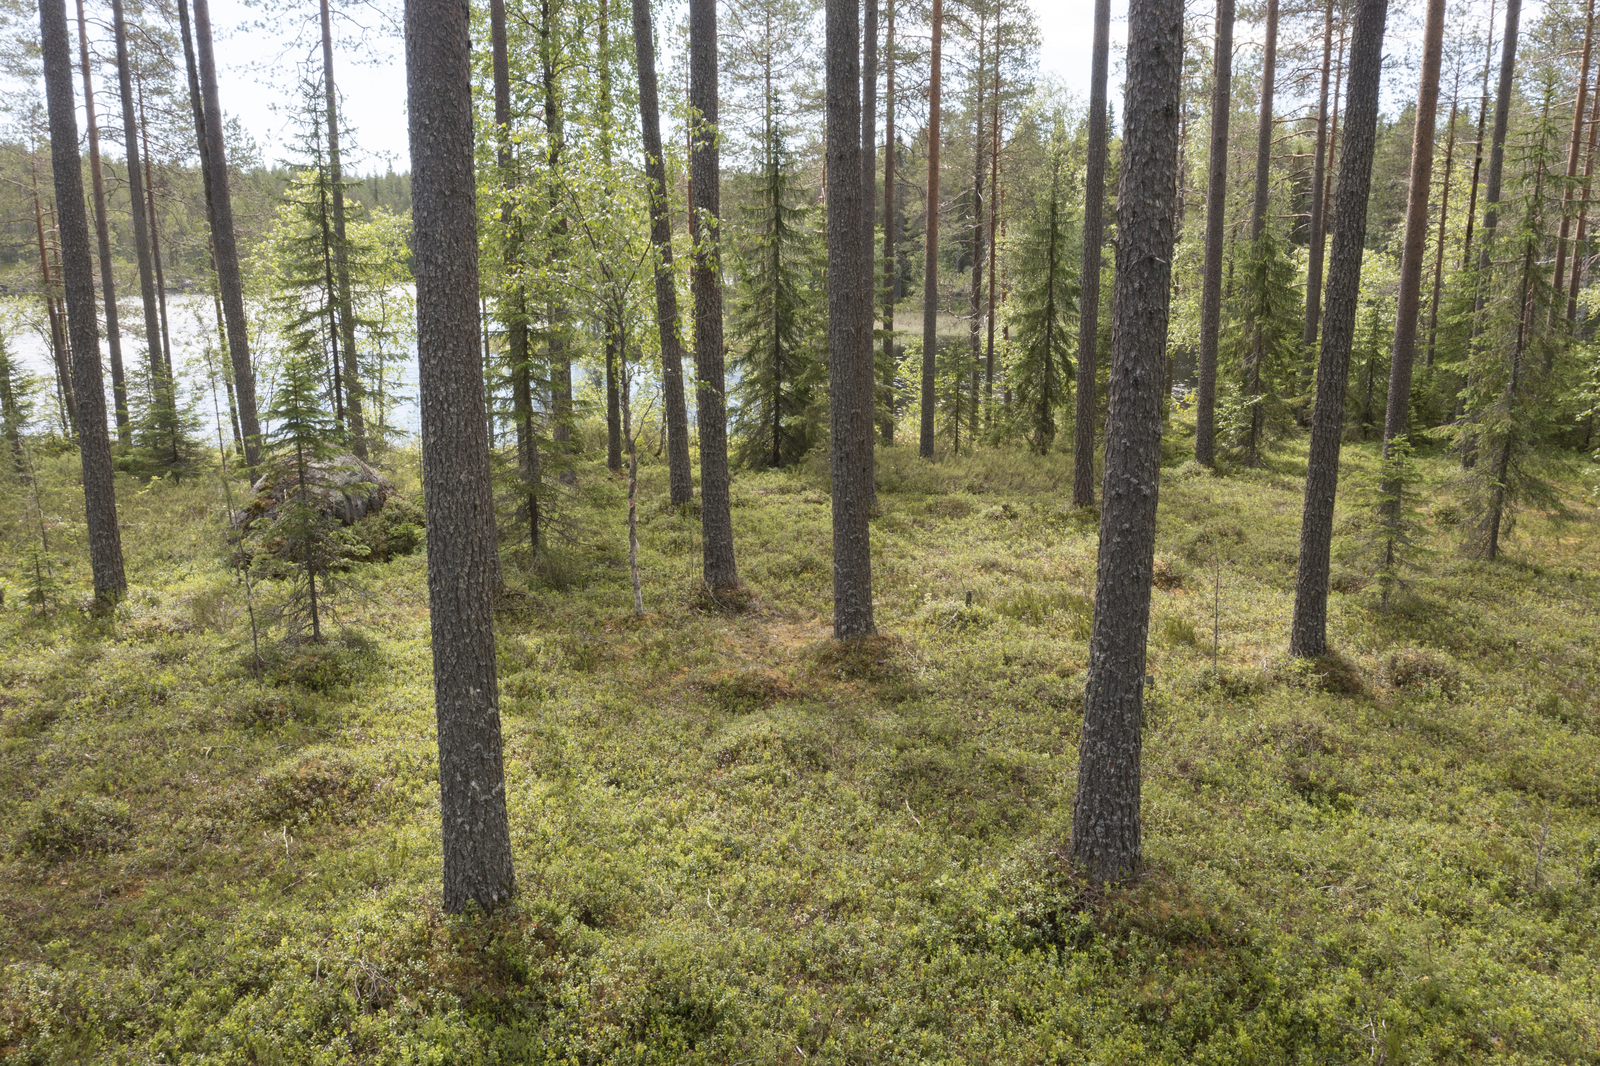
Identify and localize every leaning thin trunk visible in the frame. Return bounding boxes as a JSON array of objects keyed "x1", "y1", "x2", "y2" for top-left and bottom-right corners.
[
  {"x1": 75, "y1": 0, "x2": 129, "y2": 442},
  {"x1": 1567, "y1": 60, "x2": 1600, "y2": 324},
  {"x1": 1378, "y1": 0, "x2": 1444, "y2": 584},
  {"x1": 630, "y1": 0, "x2": 694, "y2": 503},
  {"x1": 190, "y1": 0, "x2": 262, "y2": 468},
  {"x1": 1289, "y1": 0, "x2": 1389, "y2": 659},
  {"x1": 1461, "y1": 0, "x2": 1497, "y2": 272},
  {"x1": 1425, "y1": 92, "x2": 1458, "y2": 367}
]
